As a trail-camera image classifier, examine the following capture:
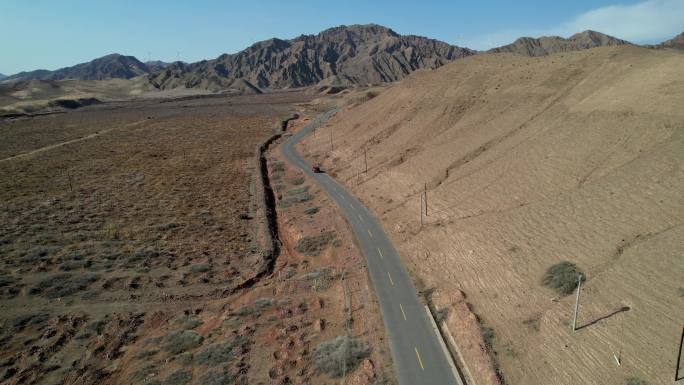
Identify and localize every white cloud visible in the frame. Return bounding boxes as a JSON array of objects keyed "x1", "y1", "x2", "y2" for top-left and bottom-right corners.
[{"x1": 461, "y1": 0, "x2": 684, "y2": 50}]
